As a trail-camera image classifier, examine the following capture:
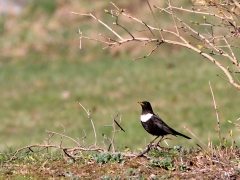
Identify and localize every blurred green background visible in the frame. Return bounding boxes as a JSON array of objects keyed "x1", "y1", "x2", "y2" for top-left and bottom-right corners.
[{"x1": 0, "y1": 0, "x2": 239, "y2": 150}]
